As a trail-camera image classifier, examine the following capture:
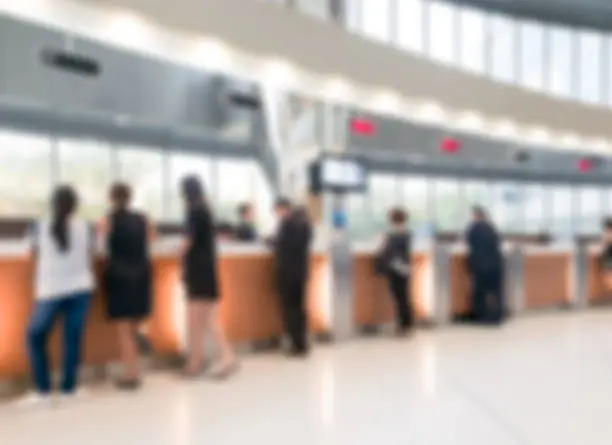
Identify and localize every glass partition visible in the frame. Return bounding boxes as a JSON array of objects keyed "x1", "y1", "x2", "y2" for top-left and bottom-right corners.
[
  {"x1": 117, "y1": 146, "x2": 165, "y2": 220},
  {"x1": 216, "y1": 159, "x2": 255, "y2": 222},
  {"x1": 369, "y1": 174, "x2": 399, "y2": 237},
  {"x1": 432, "y1": 178, "x2": 461, "y2": 231},
  {"x1": 550, "y1": 185, "x2": 574, "y2": 240},
  {"x1": 577, "y1": 186, "x2": 603, "y2": 235},
  {"x1": 402, "y1": 175, "x2": 430, "y2": 238},
  {"x1": 57, "y1": 139, "x2": 113, "y2": 220},
  {"x1": 0, "y1": 131, "x2": 52, "y2": 217},
  {"x1": 523, "y1": 183, "x2": 547, "y2": 233},
  {"x1": 167, "y1": 153, "x2": 213, "y2": 222}
]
